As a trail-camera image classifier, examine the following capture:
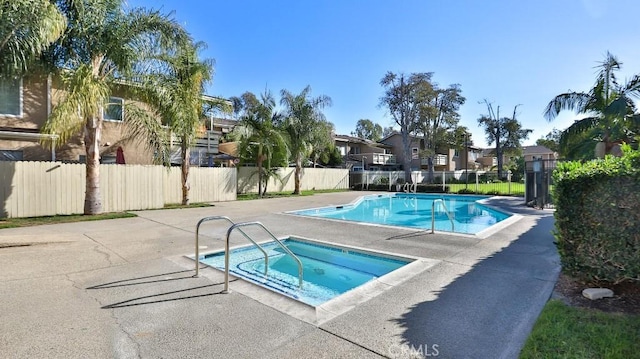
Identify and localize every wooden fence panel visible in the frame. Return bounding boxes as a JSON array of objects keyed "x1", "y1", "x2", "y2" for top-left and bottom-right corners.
[
  {"x1": 102, "y1": 165, "x2": 164, "y2": 212},
  {"x1": 0, "y1": 162, "x2": 237, "y2": 218}
]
